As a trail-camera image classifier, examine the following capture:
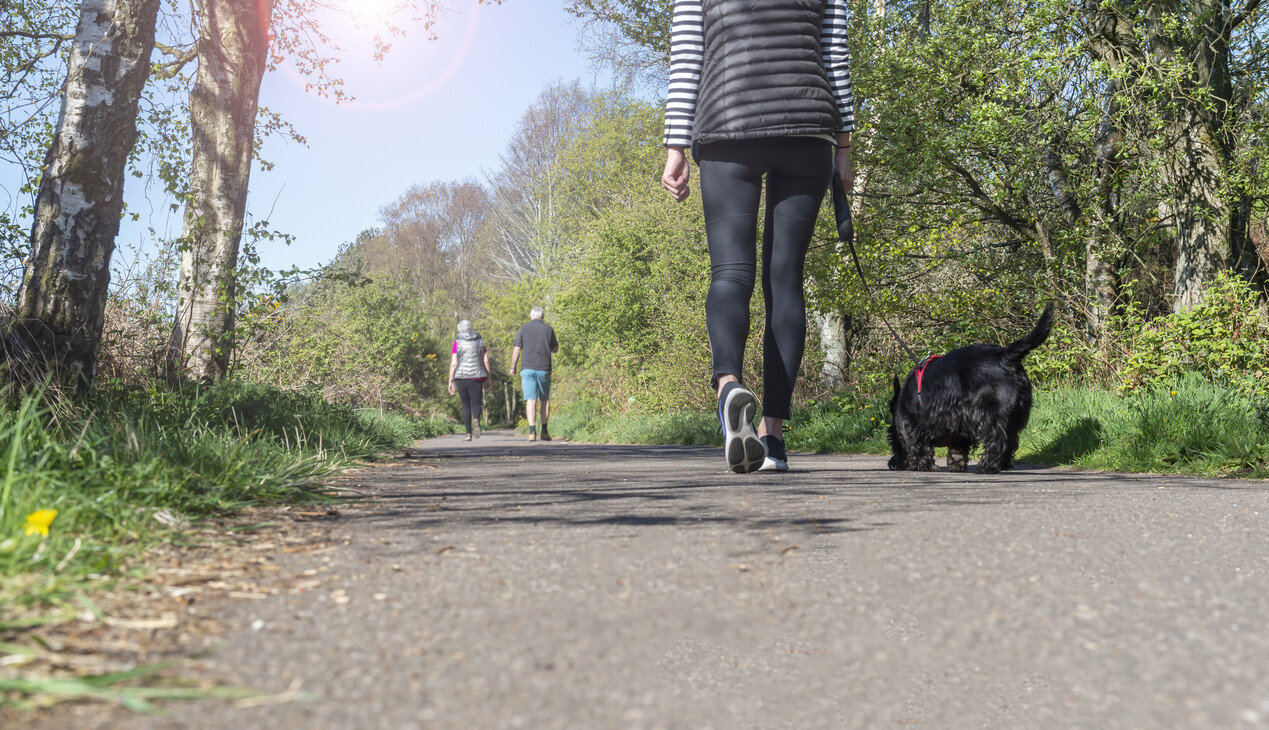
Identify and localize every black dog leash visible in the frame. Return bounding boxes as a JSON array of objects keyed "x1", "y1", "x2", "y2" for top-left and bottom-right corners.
[{"x1": 830, "y1": 172, "x2": 923, "y2": 368}]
